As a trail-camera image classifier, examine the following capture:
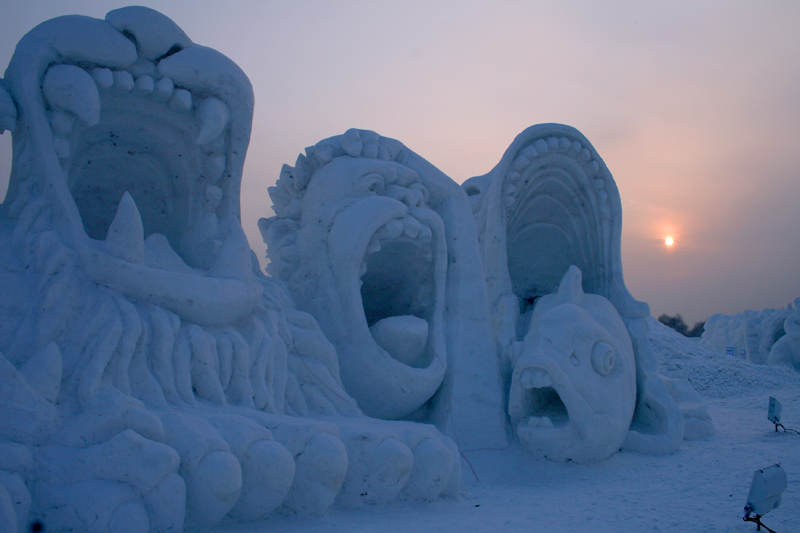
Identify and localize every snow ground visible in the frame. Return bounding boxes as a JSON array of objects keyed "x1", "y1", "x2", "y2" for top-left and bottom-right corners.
[{"x1": 209, "y1": 318, "x2": 800, "y2": 533}]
